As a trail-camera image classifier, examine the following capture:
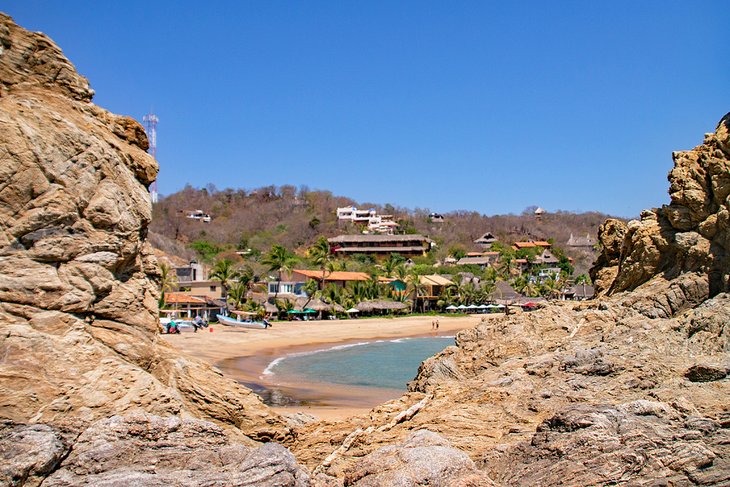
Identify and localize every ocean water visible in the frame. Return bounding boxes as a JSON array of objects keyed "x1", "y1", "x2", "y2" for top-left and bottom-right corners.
[{"x1": 264, "y1": 336, "x2": 455, "y2": 390}]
